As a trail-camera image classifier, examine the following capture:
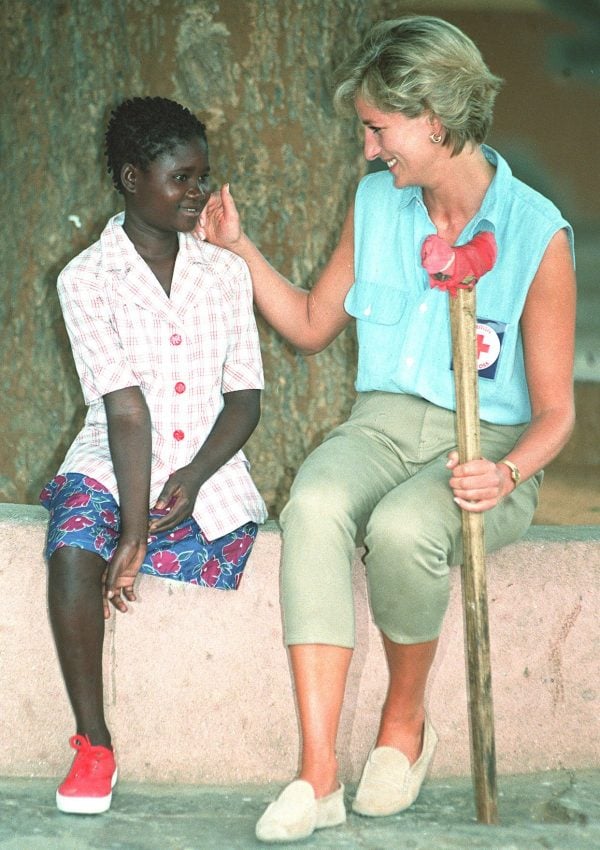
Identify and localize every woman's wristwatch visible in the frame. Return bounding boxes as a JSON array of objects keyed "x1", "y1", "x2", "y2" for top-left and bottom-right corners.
[{"x1": 498, "y1": 458, "x2": 521, "y2": 487}]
